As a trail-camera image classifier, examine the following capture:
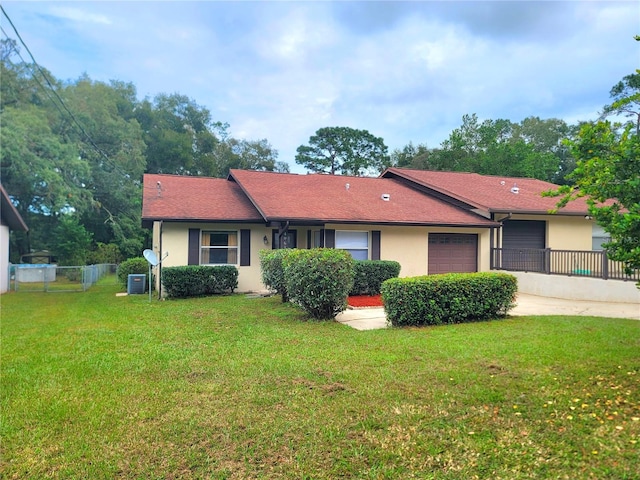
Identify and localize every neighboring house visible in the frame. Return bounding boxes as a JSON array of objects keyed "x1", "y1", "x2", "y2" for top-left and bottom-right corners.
[
  {"x1": 142, "y1": 168, "x2": 594, "y2": 293},
  {"x1": 1, "y1": 184, "x2": 29, "y2": 294}
]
